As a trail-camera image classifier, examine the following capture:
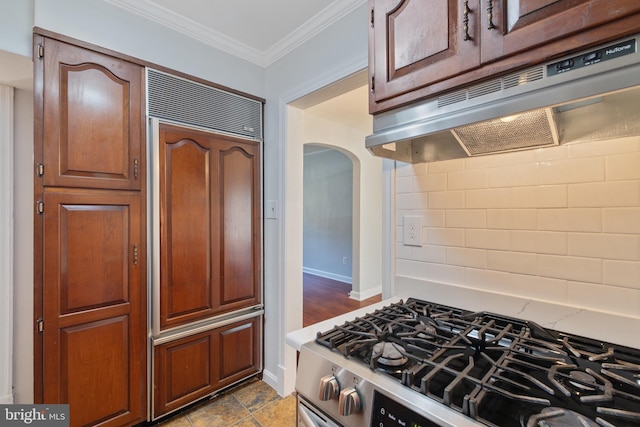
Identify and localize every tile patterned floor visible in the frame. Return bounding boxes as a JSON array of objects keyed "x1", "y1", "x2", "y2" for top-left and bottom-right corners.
[{"x1": 158, "y1": 378, "x2": 296, "y2": 427}]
